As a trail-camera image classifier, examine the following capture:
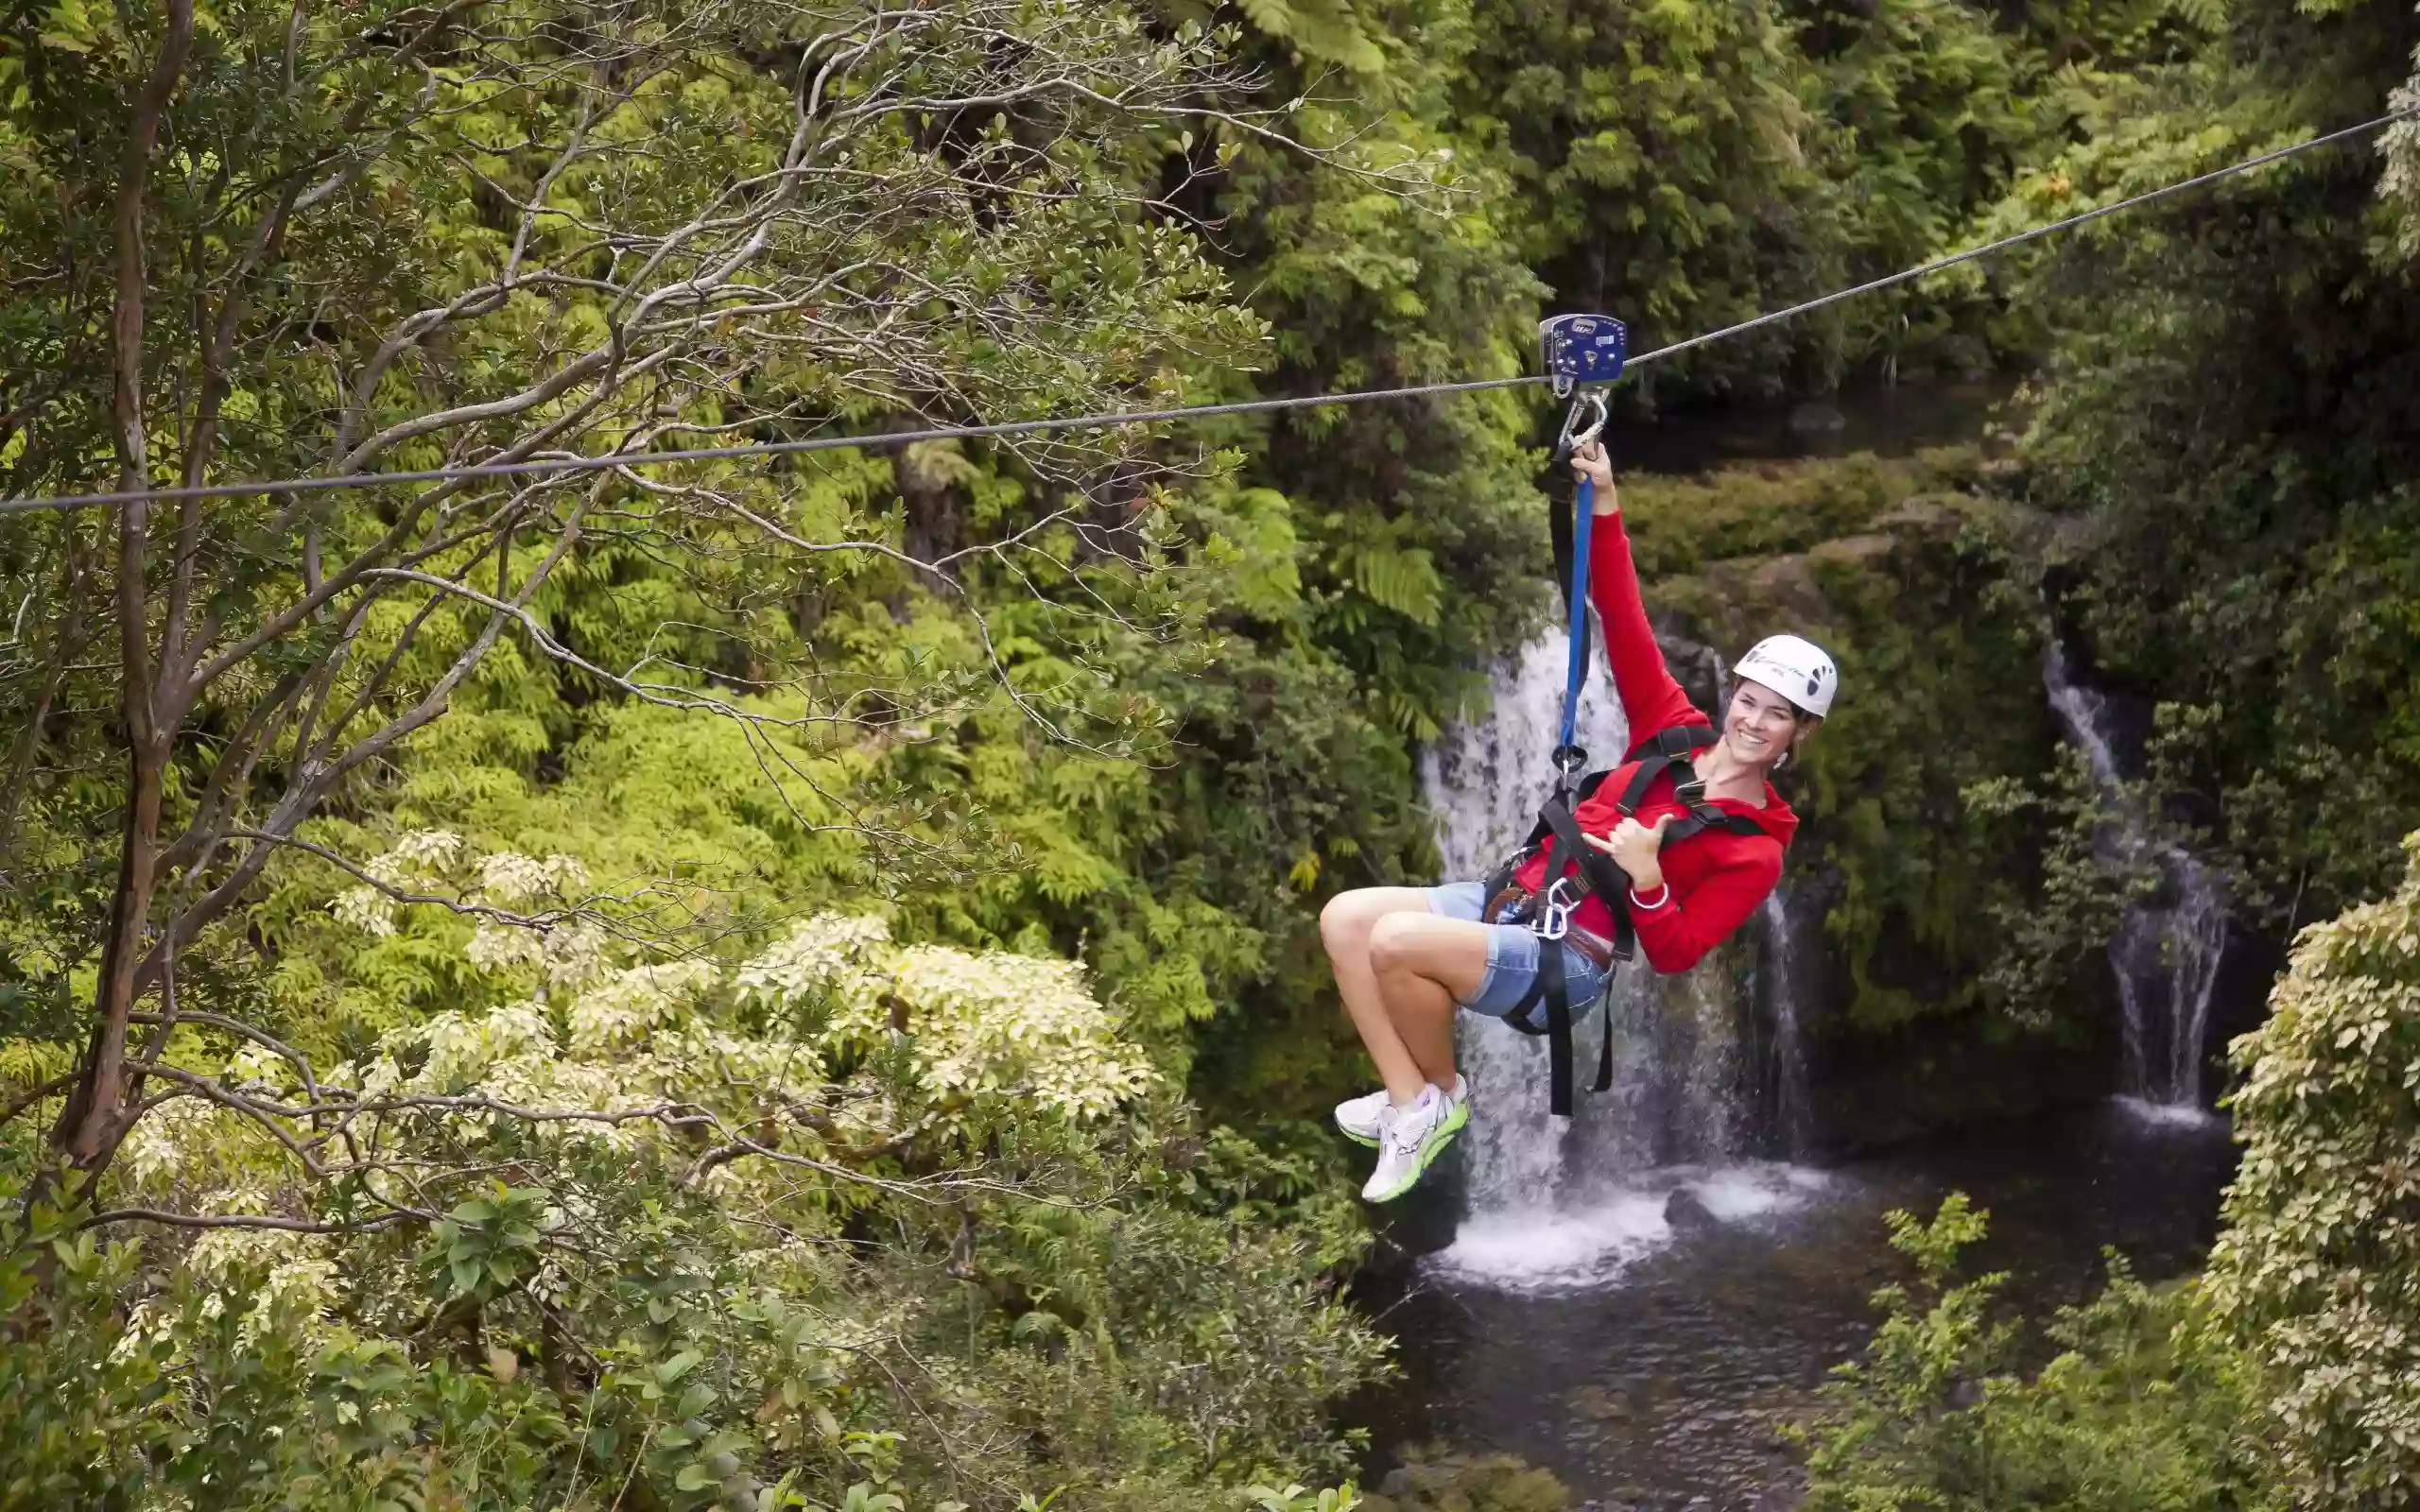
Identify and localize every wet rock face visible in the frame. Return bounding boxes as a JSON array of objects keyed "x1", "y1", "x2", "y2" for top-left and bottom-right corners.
[
  {"x1": 1664, "y1": 1187, "x2": 1722, "y2": 1235},
  {"x1": 1651, "y1": 620, "x2": 1730, "y2": 723}
]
